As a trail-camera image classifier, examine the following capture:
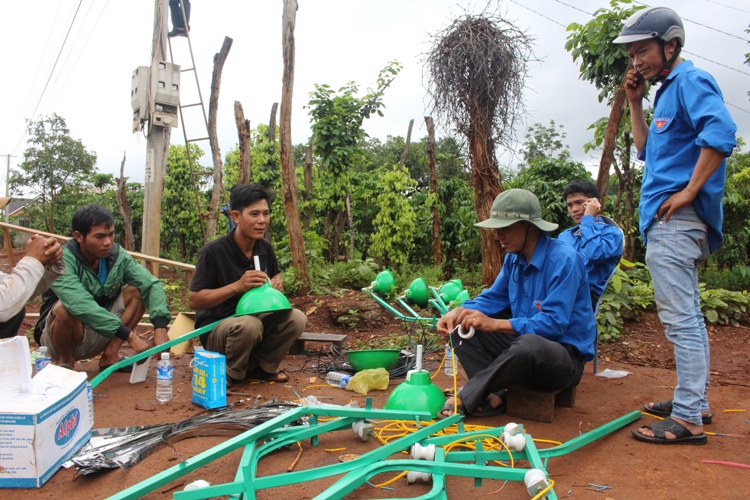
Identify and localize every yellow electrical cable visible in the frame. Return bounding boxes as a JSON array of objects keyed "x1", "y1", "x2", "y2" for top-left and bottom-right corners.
[
  {"x1": 532, "y1": 438, "x2": 563, "y2": 446},
  {"x1": 372, "y1": 470, "x2": 408, "y2": 488},
  {"x1": 443, "y1": 433, "x2": 514, "y2": 469},
  {"x1": 430, "y1": 350, "x2": 446, "y2": 379},
  {"x1": 530, "y1": 478, "x2": 555, "y2": 500}
]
